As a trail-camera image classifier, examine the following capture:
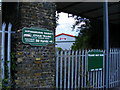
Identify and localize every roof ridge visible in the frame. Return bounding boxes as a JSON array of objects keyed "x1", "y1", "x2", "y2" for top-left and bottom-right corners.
[{"x1": 55, "y1": 33, "x2": 75, "y2": 37}]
